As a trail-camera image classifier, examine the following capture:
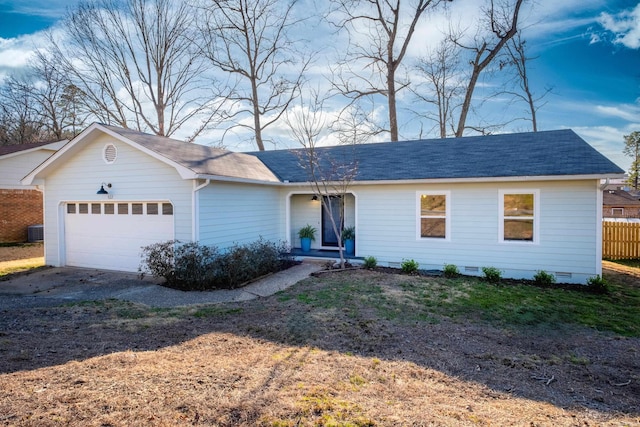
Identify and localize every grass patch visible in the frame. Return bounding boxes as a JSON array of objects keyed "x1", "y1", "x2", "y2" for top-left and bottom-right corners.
[
  {"x1": 607, "y1": 259, "x2": 640, "y2": 269},
  {"x1": 0, "y1": 261, "x2": 46, "y2": 278},
  {"x1": 430, "y1": 278, "x2": 640, "y2": 336},
  {"x1": 291, "y1": 271, "x2": 640, "y2": 337}
]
